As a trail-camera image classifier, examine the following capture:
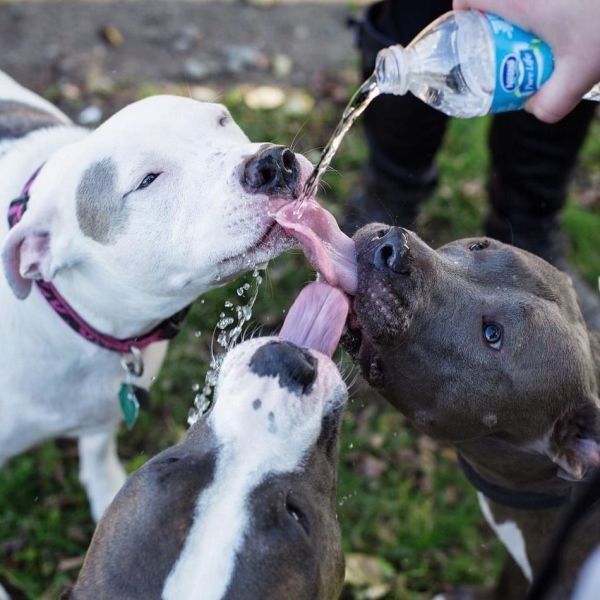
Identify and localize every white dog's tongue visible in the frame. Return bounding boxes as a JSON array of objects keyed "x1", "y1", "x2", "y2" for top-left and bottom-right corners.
[
  {"x1": 275, "y1": 200, "x2": 357, "y2": 294},
  {"x1": 280, "y1": 281, "x2": 349, "y2": 357}
]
